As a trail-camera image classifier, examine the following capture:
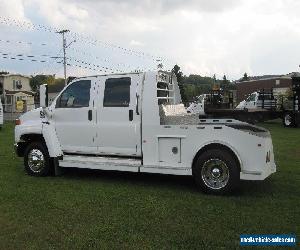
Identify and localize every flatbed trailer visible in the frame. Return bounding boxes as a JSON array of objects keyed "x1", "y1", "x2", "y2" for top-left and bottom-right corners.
[
  {"x1": 204, "y1": 75, "x2": 300, "y2": 127},
  {"x1": 204, "y1": 108, "x2": 283, "y2": 124}
]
